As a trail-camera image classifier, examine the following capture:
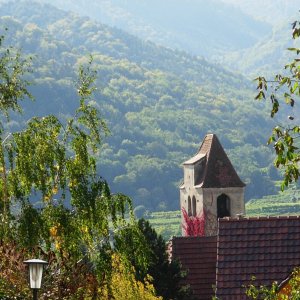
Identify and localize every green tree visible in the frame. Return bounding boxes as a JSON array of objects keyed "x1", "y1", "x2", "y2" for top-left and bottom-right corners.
[
  {"x1": 0, "y1": 31, "x2": 150, "y2": 298},
  {"x1": 0, "y1": 28, "x2": 32, "y2": 115},
  {"x1": 0, "y1": 27, "x2": 33, "y2": 220},
  {"x1": 255, "y1": 19, "x2": 300, "y2": 190},
  {"x1": 115, "y1": 218, "x2": 194, "y2": 300}
]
